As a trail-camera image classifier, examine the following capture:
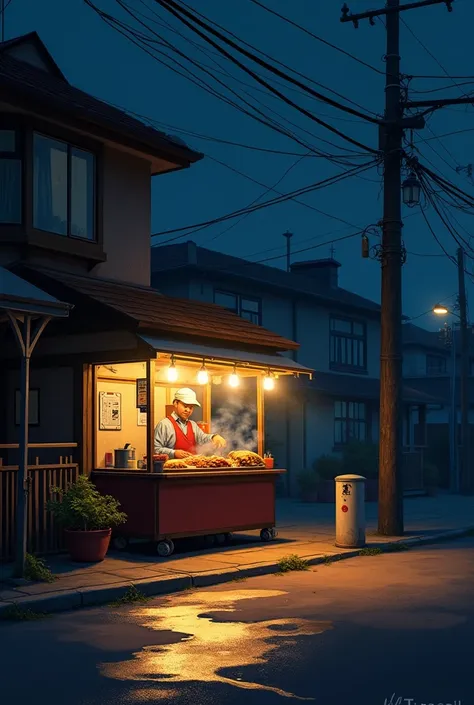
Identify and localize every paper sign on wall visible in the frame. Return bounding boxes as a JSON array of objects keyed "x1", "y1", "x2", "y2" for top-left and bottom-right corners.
[
  {"x1": 136, "y1": 378, "x2": 147, "y2": 412},
  {"x1": 99, "y1": 391, "x2": 121, "y2": 430}
]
